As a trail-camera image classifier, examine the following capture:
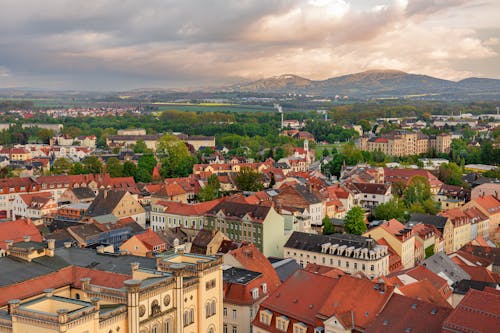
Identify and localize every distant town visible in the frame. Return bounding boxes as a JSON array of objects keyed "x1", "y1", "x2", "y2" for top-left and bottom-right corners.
[{"x1": 0, "y1": 96, "x2": 498, "y2": 333}]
